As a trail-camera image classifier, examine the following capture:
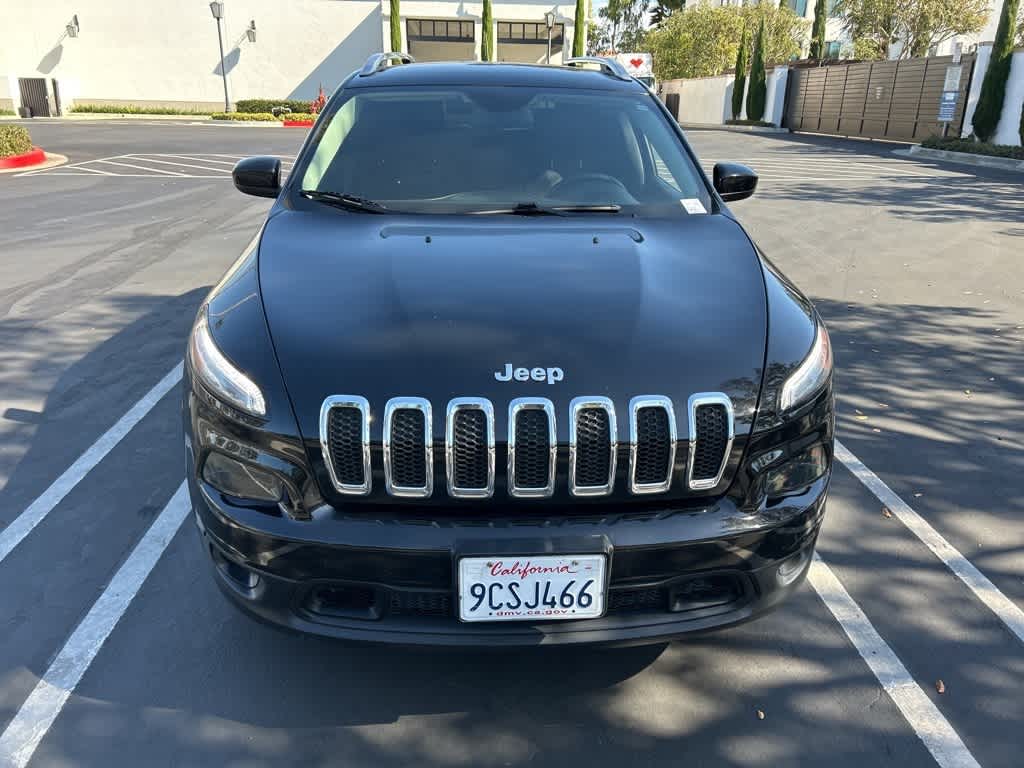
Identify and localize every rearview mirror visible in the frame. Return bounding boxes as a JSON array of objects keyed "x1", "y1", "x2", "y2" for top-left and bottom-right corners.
[
  {"x1": 232, "y1": 156, "x2": 281, "y2": 198},
  {"x1": 713, "y1": 162, "x2": 758, "y2": 202}
]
